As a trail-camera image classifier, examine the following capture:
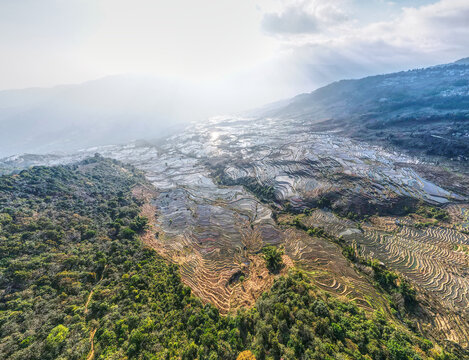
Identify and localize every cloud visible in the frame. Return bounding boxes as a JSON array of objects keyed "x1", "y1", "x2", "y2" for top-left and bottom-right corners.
[
  {"x1": 261, "y1": 1, "x2": 348, "y2": 35},
  {"x1": 1, "y1": 0, "x2": 468, "y2": 111},
  {"x1": 351, "y1": 0, "x2": 469, "y2": 63},
  {"x1": 263, "y1": 0, "x2": 469, "y2": 93}
]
